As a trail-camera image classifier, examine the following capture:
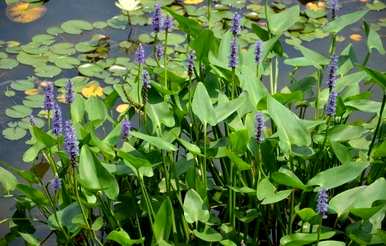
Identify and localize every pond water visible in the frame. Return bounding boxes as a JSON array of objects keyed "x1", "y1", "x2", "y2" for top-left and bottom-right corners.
[{"x1": 0, "y1": 0, "x2": 385, "y2": 243}]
